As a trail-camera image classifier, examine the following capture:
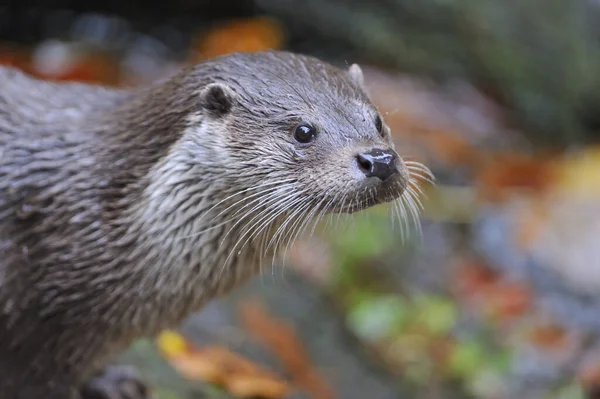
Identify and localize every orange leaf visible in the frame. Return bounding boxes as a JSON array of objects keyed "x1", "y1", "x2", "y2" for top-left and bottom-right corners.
[
  {"x1": 34, "y1": 54, "x2": 120, "y2": 85},
  {"x1": 0, "y1": 45, "x2": 31, "y2": 71},
  {"x1": 453, "y1": 261, "x2": 499, "y2": 301},
  {"x1": 227, "y1": 375, "x2": 291, "y2": 398},
  {"x1": 423, "y1": 129, "x2": 482, "y2": 167},
  {"x1": 156, "y1": 331, "x2": 292, "y2": 398},
  {"x1": 240, "y1": 300, "x2": 338, "y2": 399},
  {"x1": 526, "y1": 324, "x2": 568, "y2": 351},
  {"x1": 486, "y1": 281, "x2": 531, "y2": 321},
  {"x1": 193, "y1": 17, "x2": 284, "y2": 61},
  {"x1": 169, "y1": 352, "x2": 223, "y2": 383},
  {"x1": 475, "y1": 152, "x2": 558, "y2": 203},
  {"x1": 382, "y1": 111, "x2": 481, "y2": 169}
]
